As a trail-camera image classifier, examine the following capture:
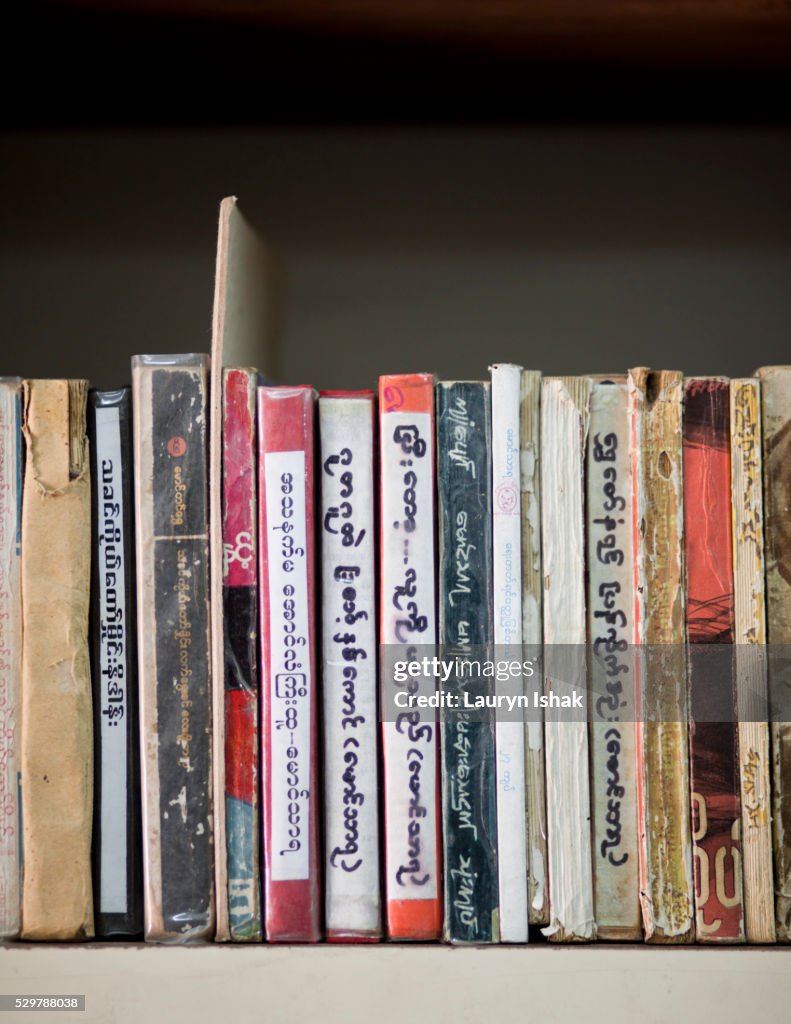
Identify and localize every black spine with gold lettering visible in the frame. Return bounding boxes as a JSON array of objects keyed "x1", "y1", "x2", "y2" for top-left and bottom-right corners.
[
  {"x1": 88, "y1": 387, "x2": 143, "y2": 938},
  {"x1": 436, "y1": 380, "x2": 499, "y2": 943},
  {"x1": 133, "y1": 354, "x2": 214, "y2": 941}
]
